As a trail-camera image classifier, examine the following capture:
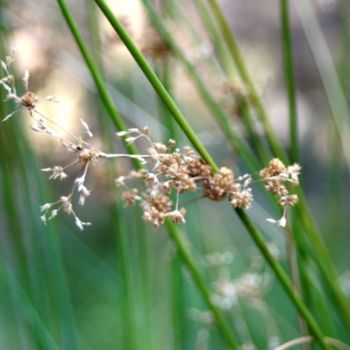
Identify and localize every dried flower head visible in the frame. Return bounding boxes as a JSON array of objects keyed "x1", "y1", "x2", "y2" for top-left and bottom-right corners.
[{"x1": 260, "y1": 159, "x2": 301, "y2": 228}]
